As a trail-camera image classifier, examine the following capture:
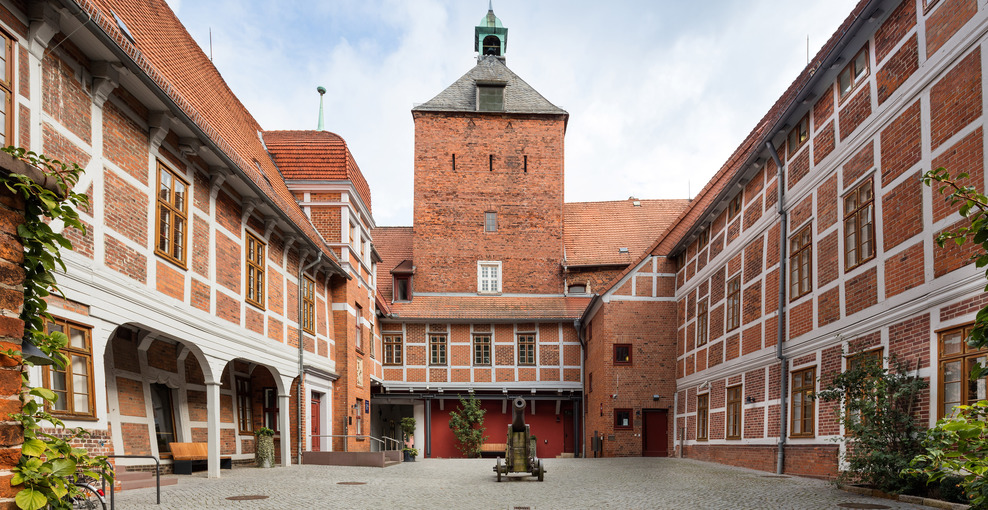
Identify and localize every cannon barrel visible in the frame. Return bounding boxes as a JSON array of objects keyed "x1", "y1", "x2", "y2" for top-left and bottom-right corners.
[{"x1": 511, "y1": 397, "x2": 526, "y2": 432}]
